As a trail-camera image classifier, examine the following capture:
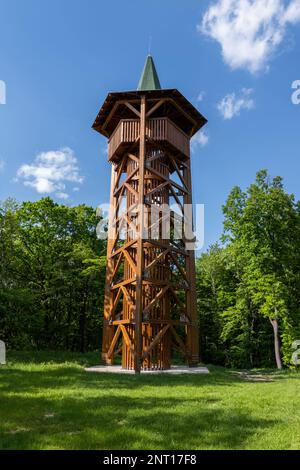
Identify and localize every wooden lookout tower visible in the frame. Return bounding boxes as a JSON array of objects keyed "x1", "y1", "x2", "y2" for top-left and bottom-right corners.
[{"x1": 93, "y1": 55, "x2": 207, "y2": 373}]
